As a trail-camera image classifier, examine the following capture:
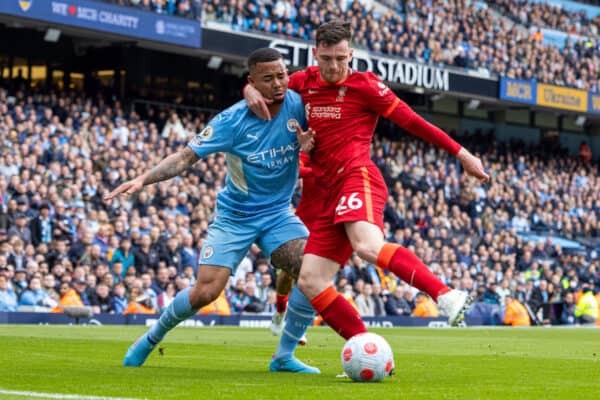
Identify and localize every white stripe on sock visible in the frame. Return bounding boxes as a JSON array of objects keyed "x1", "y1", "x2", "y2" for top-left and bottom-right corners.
[
  {"x1": 282, "y1": 328, "x2": 302, "y2": 341},
  {"x1": 287, "y1": 306, "x2": 314, "y2": 319}
]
